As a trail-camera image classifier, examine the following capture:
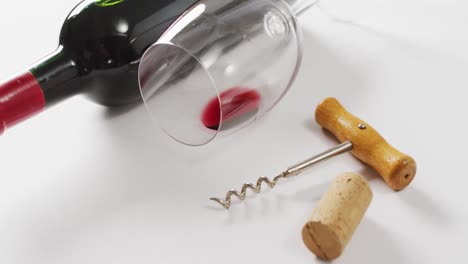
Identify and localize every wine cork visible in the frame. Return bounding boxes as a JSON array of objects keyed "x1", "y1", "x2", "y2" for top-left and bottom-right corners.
[{"x1": 302, "y1": 173, "x2": 373, "y2": 261}]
